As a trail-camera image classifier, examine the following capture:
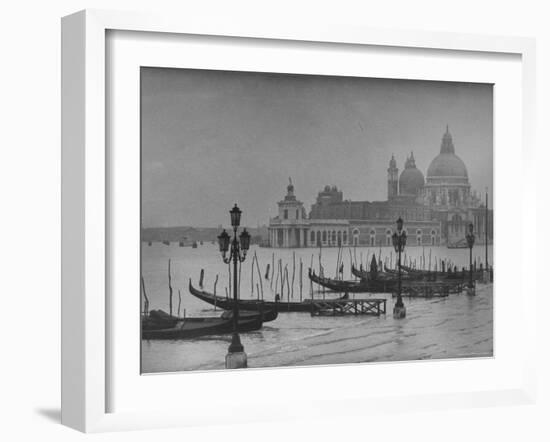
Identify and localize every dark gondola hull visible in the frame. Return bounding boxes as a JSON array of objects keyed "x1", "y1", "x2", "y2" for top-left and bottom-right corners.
[
  {"x1": 142, "y1": 316, "x2": 263, "y2": 340},
  {"x1": 141, "y1": 309, "x2": 268, "y2": 340},
  {"x1": 351, "y1": 264, "x2": 421, "y2": 282},
  {"x1": 399, "y1": 264, "x2": 485, "y2": 281},
  {"x1": 309, "y1": 269, "x2": 464, "y2": 295}
]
